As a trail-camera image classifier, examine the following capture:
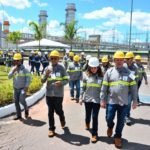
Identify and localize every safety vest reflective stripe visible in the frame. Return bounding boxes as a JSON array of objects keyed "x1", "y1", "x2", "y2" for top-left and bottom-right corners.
[
  {"x1": 82, "y1": 83, "x2": 101, "y2": 88},
  {"x1": 67, "y1": 70, "x2": 82, "y2": 72},
  {"x1": 102, "y1": 80, "x2": 136, "y2": 86},
  {"x1": 48, "y1": 76, "x2": 68, "y2": 81}
]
